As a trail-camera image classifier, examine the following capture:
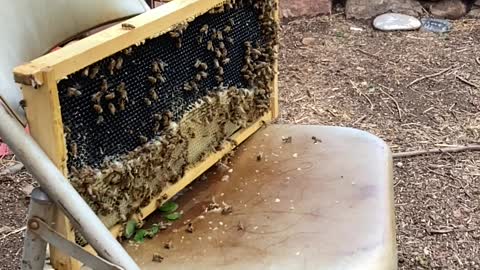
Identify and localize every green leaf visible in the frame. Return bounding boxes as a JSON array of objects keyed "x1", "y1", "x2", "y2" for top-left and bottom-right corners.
[
  {"x1": 134, "y1": 229, "x2": 147, "y2": 243},
  {"x1": 124, "y1": 220, "x2": 137, "y2": 239},
  {"x1": 164, "y1": 212, "x2": 181, "y2": 221},
  {"x1": 145, "y1": 225, "x2": 160, "y2": 238},
  {"x1": 158, "y1": 201, "x2": 178, "y2": 213}
]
